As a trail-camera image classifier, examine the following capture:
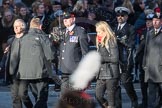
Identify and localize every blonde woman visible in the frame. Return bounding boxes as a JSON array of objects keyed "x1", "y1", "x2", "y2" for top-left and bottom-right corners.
[{"x1": 95, "y1": 21, "x2": 120, "y2": 108}]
